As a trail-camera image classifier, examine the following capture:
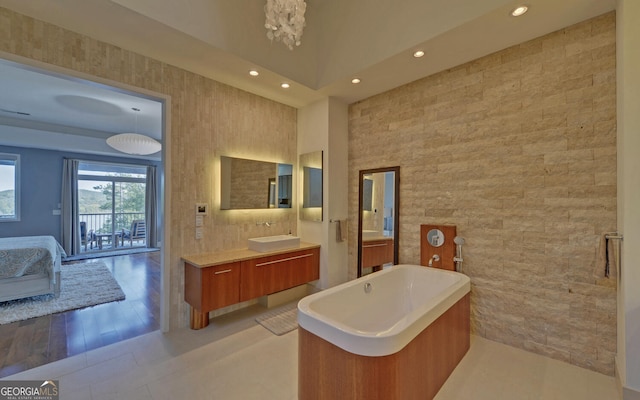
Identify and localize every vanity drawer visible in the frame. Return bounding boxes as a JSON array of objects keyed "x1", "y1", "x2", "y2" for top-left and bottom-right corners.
[
  {"x1": 240, "y1": 248, "x2": 319, "y2": 301},
  {"x1": 361, "y1": 239, "x2": 394, "y2": 269},
  {"x1": 185, "y1": 261, "x2": 241, "y2": 312}
]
